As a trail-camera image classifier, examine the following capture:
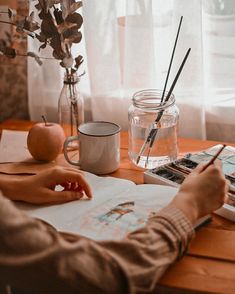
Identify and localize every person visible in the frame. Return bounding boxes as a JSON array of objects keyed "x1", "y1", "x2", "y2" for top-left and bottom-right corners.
[{"x1": 0, "y1": 163, "x2": 229, "y2": 294}]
